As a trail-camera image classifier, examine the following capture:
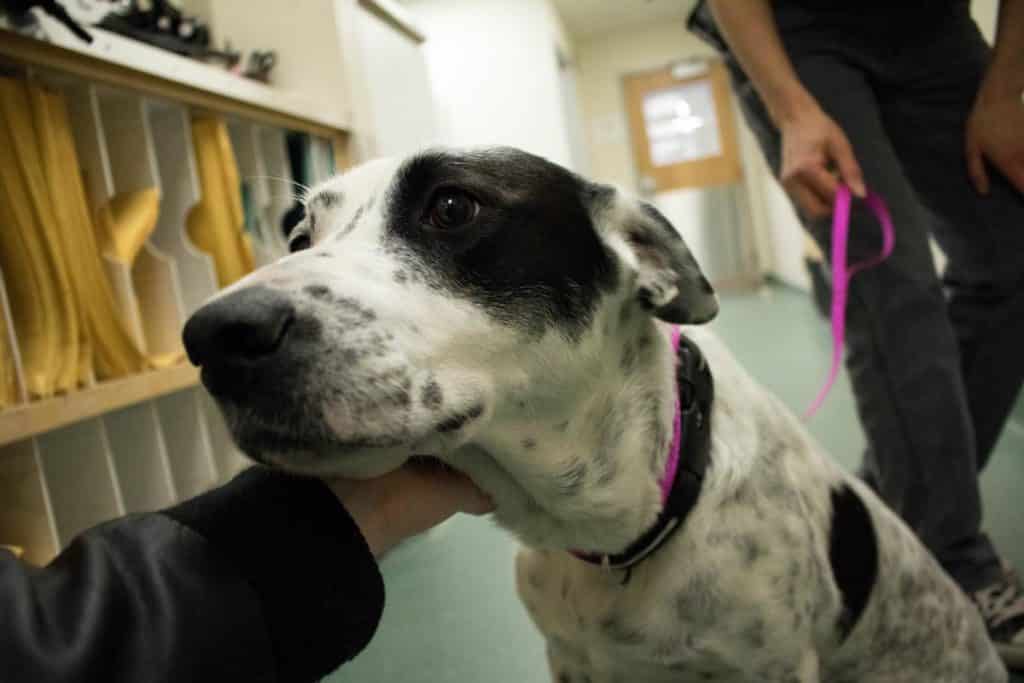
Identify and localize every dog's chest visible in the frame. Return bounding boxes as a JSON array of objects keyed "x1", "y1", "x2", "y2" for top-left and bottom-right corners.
[{"x1": 514, "y1": 544, "x2": 778, "y2": 681}]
